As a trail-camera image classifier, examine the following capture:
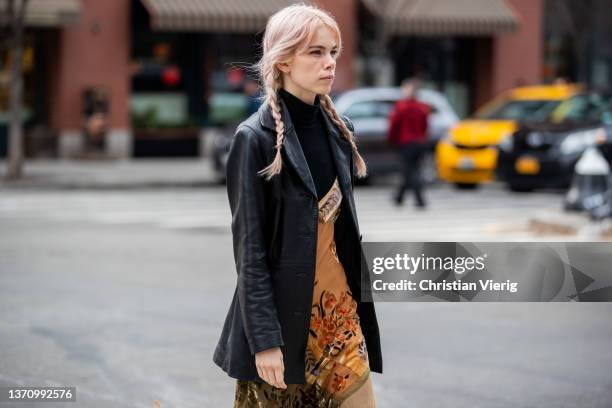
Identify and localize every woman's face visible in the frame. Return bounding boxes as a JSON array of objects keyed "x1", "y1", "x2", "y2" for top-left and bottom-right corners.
[{"x1": 278, "y1": 24, "x2": 339, "y2": 104}]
